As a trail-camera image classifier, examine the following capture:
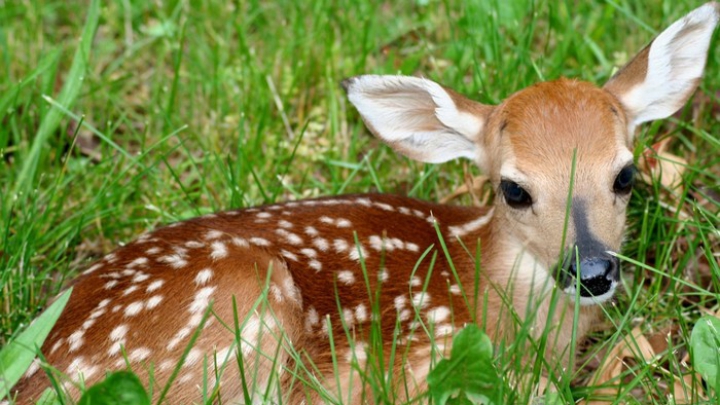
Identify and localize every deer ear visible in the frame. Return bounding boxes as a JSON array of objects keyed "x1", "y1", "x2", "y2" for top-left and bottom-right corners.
[
  {"x1": 604, "y1": 3, "x2": 719, "y2": 134},
  {"x1": 343, "y1": 75, "x2": 493, "y2": 165}
]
